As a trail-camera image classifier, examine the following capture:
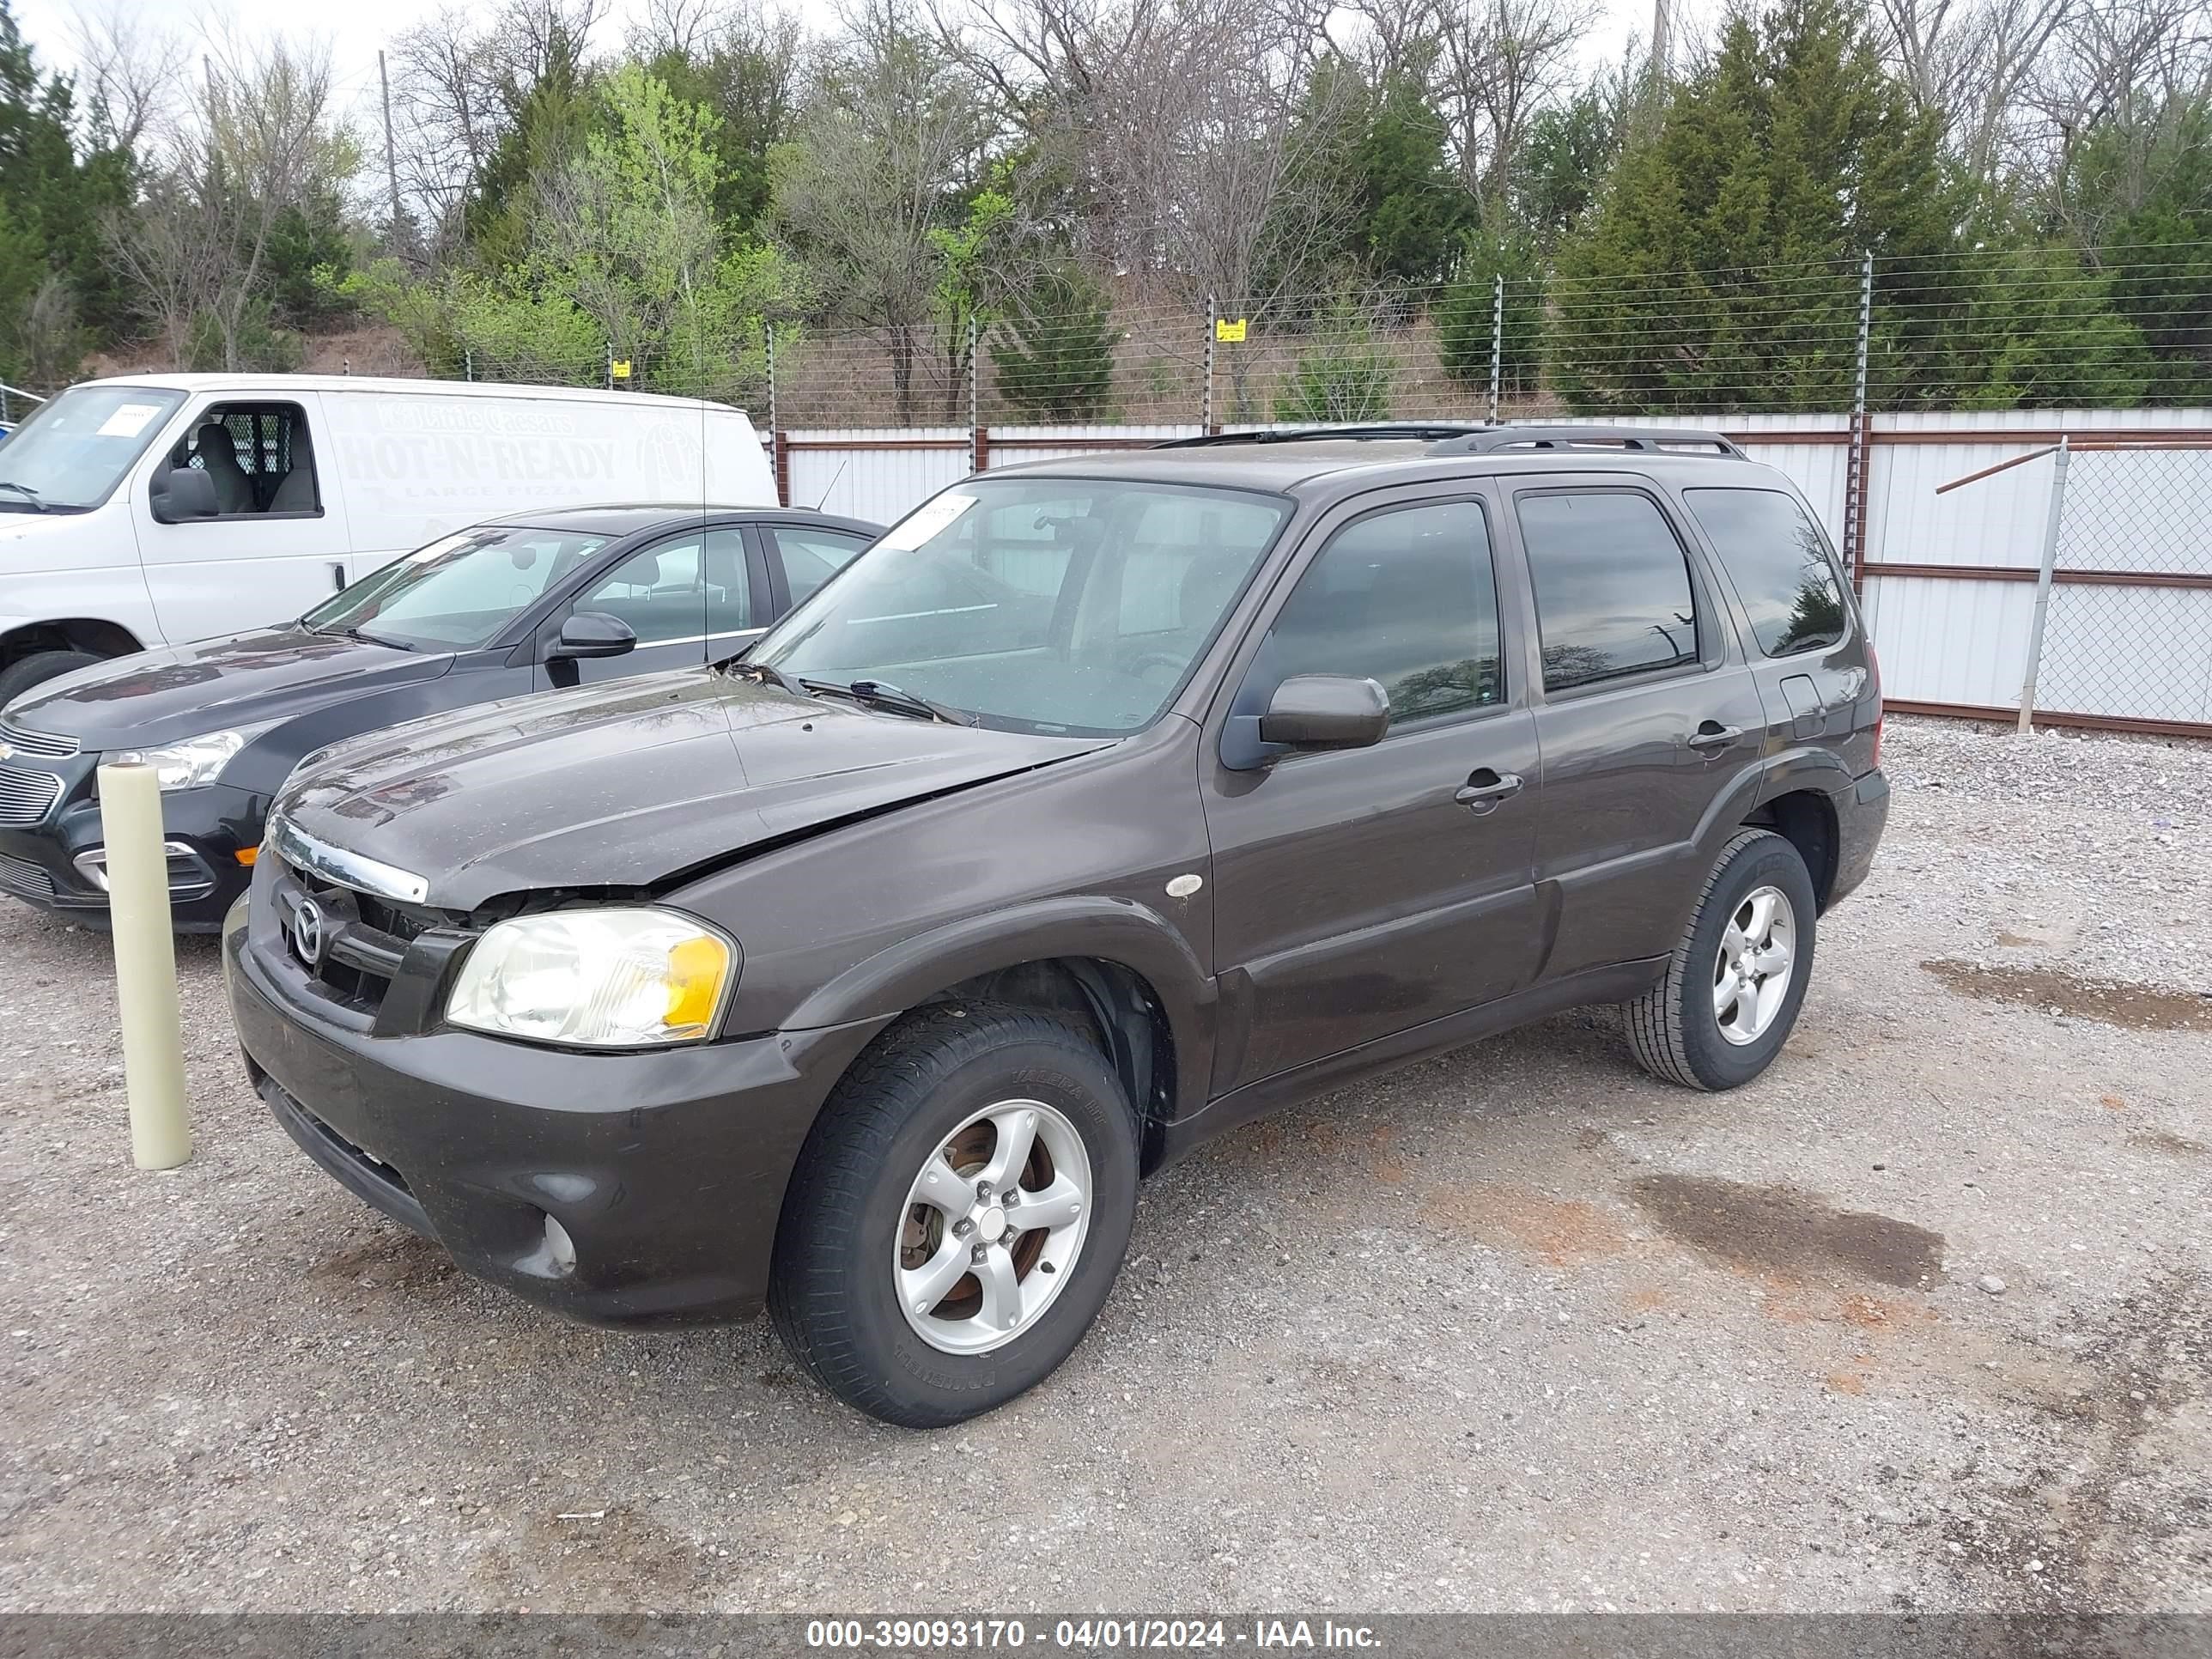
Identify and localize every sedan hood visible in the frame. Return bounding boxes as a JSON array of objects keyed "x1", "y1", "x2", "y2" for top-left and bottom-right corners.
[
  {"x1": 4, "y1": 628, "x2": 453, "y2": 748},
  {"x1": 272, "y1": 670, "x2": 1113, "y2": 910}
]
